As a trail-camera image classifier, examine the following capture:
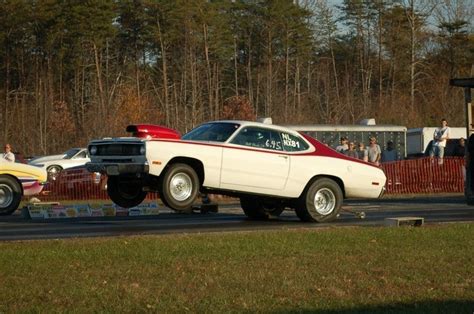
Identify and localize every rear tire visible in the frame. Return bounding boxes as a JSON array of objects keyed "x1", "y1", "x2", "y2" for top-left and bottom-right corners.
[
  {"x1": 295, "y1": 178, "x2": 343, "y2": 222},
  {"x1": 0, "y1": 175, "x2": 22, "y2": 216},
  {"x1": 159, "y1": 163, "x2": 200, "y2": 213},
  {"x1": 107, "y1": 176, "x2": 147, "y2": 208},
  {"x1": 240, "y1": 196, "x2": 284, "y2": 220}
]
